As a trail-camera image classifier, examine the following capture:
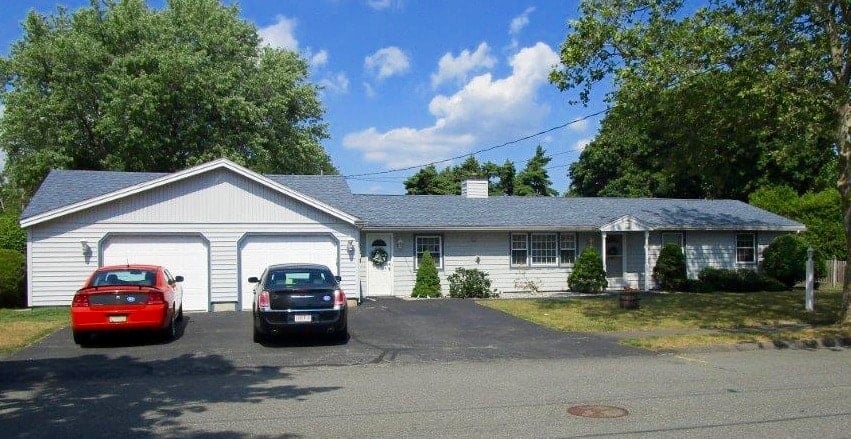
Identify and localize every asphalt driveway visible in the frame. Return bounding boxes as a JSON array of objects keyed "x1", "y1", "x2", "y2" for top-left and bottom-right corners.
[{"x1": 5, "y1": 297, "x2": 642, "y2": 371}]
